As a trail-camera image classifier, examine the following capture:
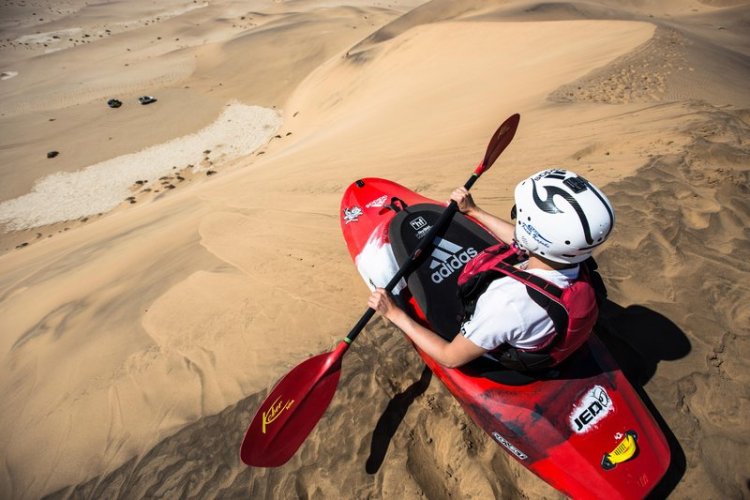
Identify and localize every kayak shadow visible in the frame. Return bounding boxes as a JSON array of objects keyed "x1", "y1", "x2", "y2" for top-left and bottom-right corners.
[
  {"x1": 596, "y1": 299, "x2": 690, "y2": 499},
  {"x1": 596, "y1": 299, "x2": 692, "y2": 385},
  {"x1": 366, "y1": 365, "x2": 432, "y2": 474}
]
